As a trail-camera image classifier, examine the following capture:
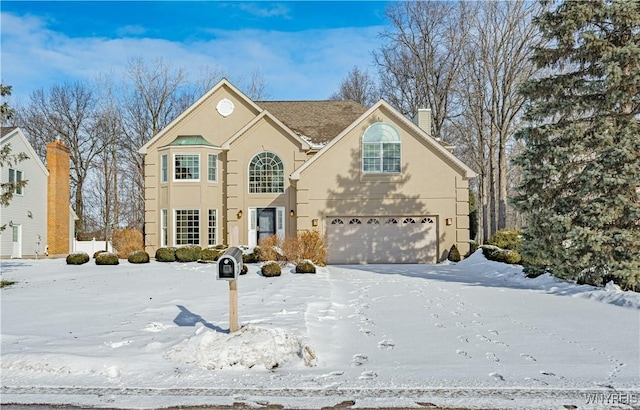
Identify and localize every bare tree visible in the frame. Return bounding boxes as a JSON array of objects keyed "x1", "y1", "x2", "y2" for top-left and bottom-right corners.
[
  {"x1": 330, "y1": 66, "x2": 380, "y2": 107},
  {"x1": 18, "y1": 82, "x2": 104, "y2": 235},
  {"x1": 374, "y1": 1, "x2": 476, "y2": 141}
]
